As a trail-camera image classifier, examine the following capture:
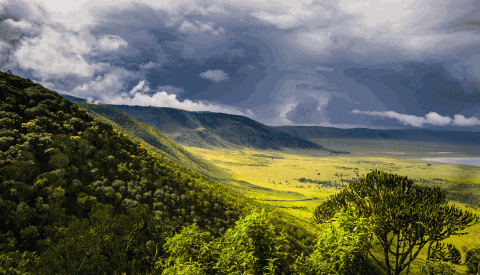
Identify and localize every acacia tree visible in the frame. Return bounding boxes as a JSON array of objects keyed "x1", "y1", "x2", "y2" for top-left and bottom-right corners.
[{"x1": 312, "y1": 169, "x2": 479, "y2": 275}]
